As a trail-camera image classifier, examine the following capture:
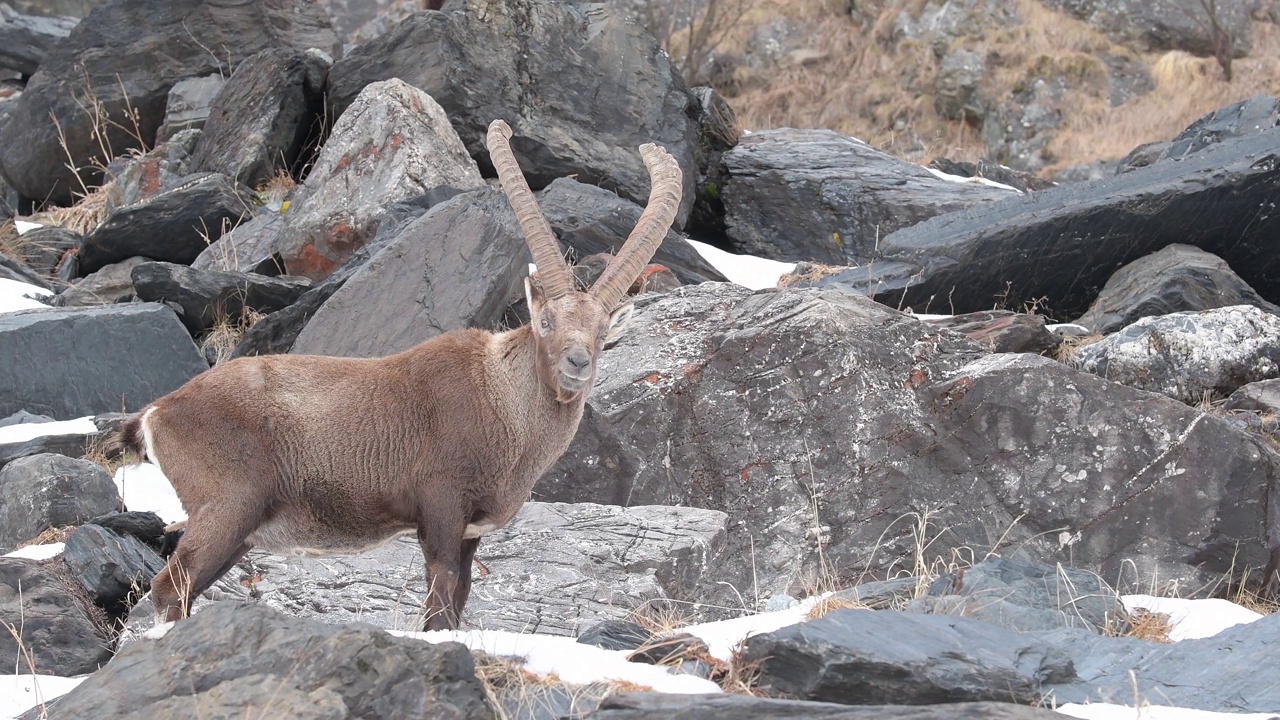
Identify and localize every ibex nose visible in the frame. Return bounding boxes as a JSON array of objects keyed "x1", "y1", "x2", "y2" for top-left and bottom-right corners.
[{"x1": 566, "y1": 350, "x2": 590, "y2": 371}]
